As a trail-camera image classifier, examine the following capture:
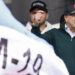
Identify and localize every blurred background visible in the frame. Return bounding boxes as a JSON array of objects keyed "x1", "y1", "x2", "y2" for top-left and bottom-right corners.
[{"x1": 4, "y1": 0, "x2": 75, "y2": 25}]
